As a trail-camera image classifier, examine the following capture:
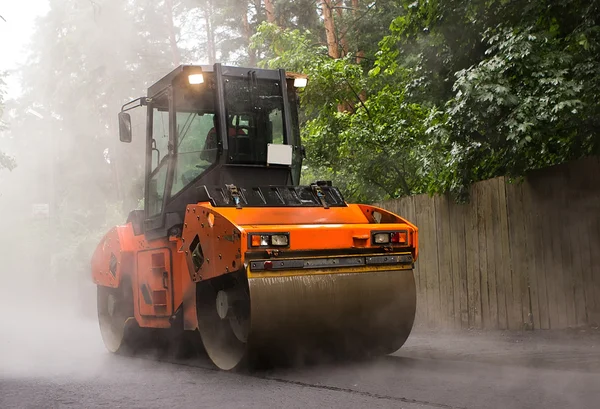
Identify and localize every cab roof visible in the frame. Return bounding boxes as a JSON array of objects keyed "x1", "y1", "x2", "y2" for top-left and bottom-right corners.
[{"x1": 147, "y1": 64, "x2": 308, "y2": 97}]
